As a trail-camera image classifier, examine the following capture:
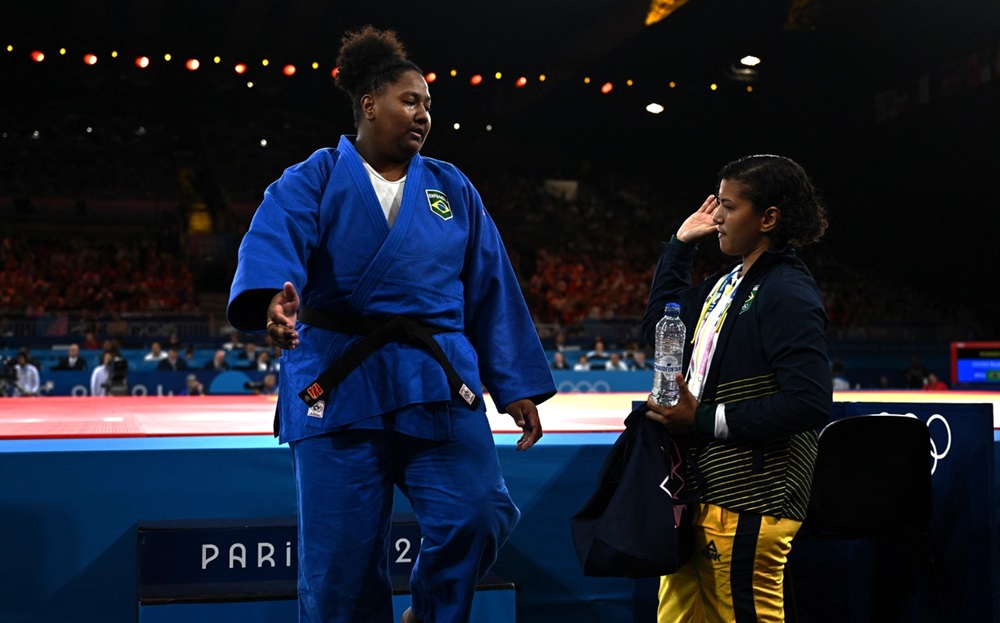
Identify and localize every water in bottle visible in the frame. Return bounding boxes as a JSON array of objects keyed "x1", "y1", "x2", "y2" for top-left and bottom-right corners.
[{"x1": 651, "y1": 302, "x2": 685, "y2": 406}]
